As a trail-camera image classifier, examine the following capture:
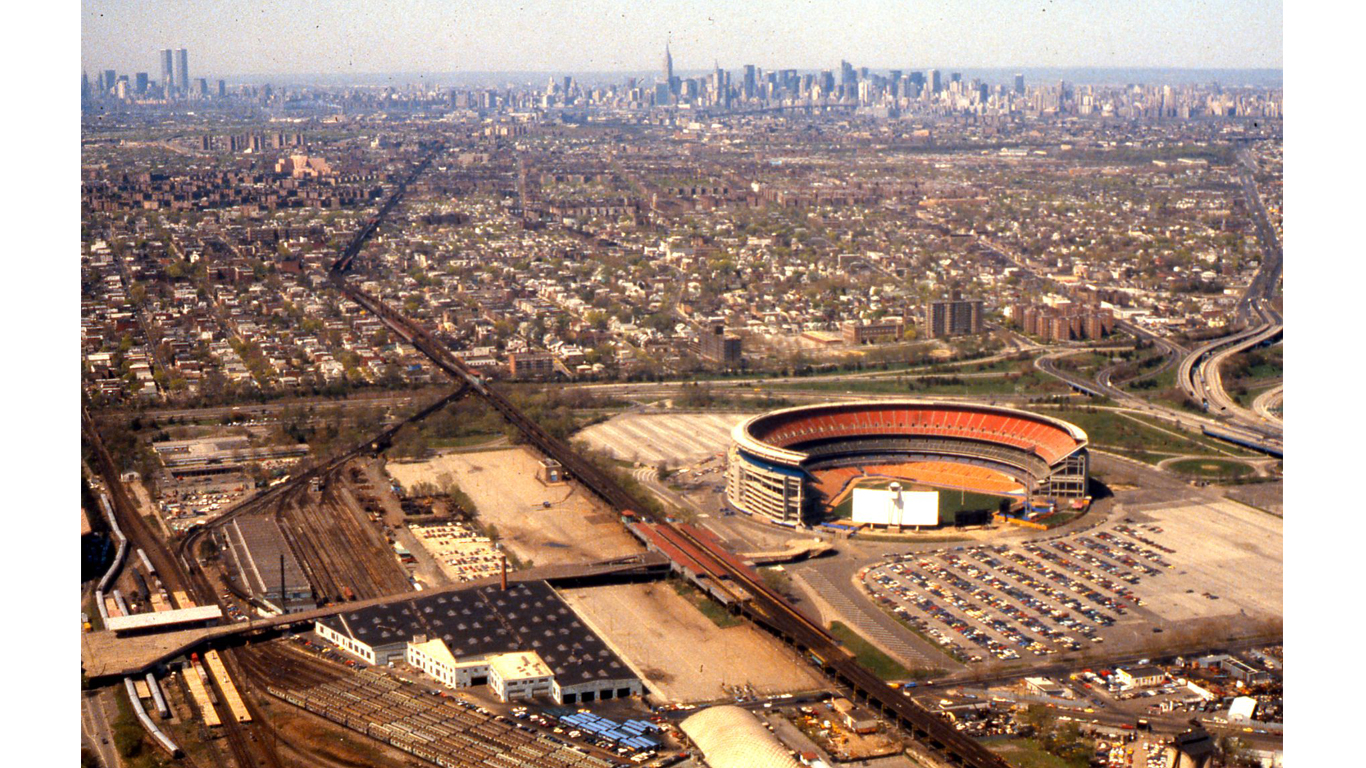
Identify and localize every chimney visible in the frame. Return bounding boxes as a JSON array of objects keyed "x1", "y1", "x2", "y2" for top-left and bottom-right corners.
[{"x1": 500, "y1": 555, "x2": 508, "y2": 591}]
